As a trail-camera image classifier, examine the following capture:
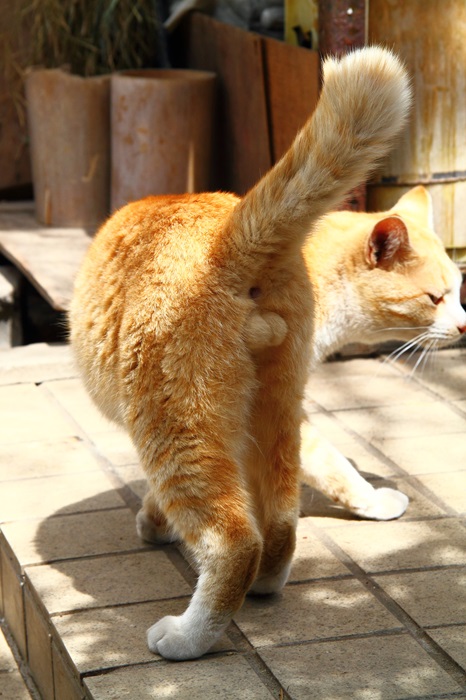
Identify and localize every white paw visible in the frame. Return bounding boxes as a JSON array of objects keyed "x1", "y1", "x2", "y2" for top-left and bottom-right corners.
[
  {"x1": 354, "y1": 487, "x2": 409, "y2": 521},
  {"x1": 147, "y1": 615, "x2": 194, "y2": 660},
  {"x1": 136, "y1": 509, "x2": 178, "y2": 544},
  {"x1": 147, "y1": 614, "x2": 215, "y2": 661}
]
